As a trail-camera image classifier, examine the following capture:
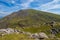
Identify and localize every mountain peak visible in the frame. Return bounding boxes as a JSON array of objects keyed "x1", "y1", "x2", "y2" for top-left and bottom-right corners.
[{"x1": 0, "y1": 9, "x2": 60, "y2": 28}]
